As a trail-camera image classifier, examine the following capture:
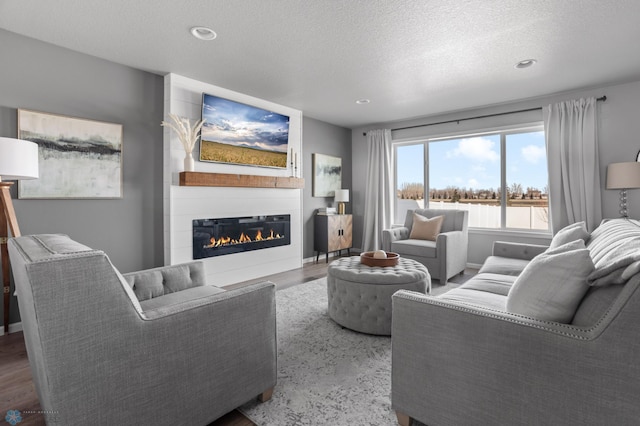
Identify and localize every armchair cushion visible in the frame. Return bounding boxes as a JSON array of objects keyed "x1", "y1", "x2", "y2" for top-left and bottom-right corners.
[
  {"x1": 391, "y1": 239, "x2": 437, "y2": 258},
  {"x1": 139, "y1": 285, "x2": 225, "y2": 311},
  {"x1": 506, "y1": 240, "x2": 594, "y2": 323},
  {"x1": 123, "y1": 262, "x2": 206, "y2": 301},
  {"x1": 408, "y1": 213, "x2": 443, "y2": 241}
]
